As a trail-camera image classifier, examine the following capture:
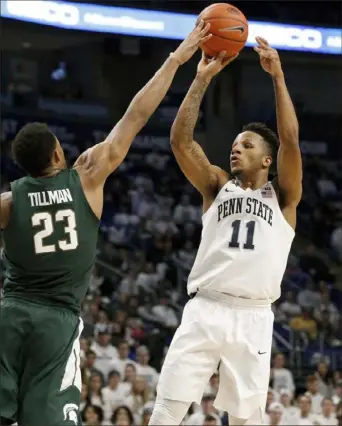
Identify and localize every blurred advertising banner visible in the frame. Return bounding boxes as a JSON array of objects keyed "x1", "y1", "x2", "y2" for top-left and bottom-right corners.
[{"x1": 1, "y1": 0, "x2": 341, "y2": 55}]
